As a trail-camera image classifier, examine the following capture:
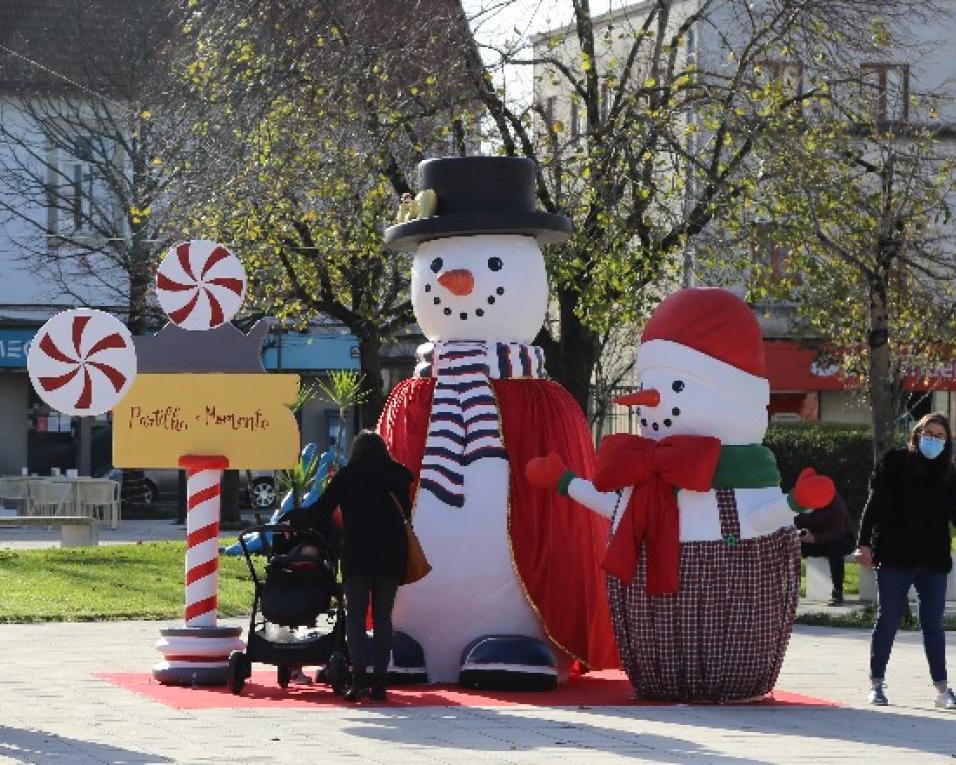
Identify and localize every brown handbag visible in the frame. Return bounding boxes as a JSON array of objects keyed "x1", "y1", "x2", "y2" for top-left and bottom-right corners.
[{"x1": 388, "y1": 490, "x2": 431, "y2": 585}]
